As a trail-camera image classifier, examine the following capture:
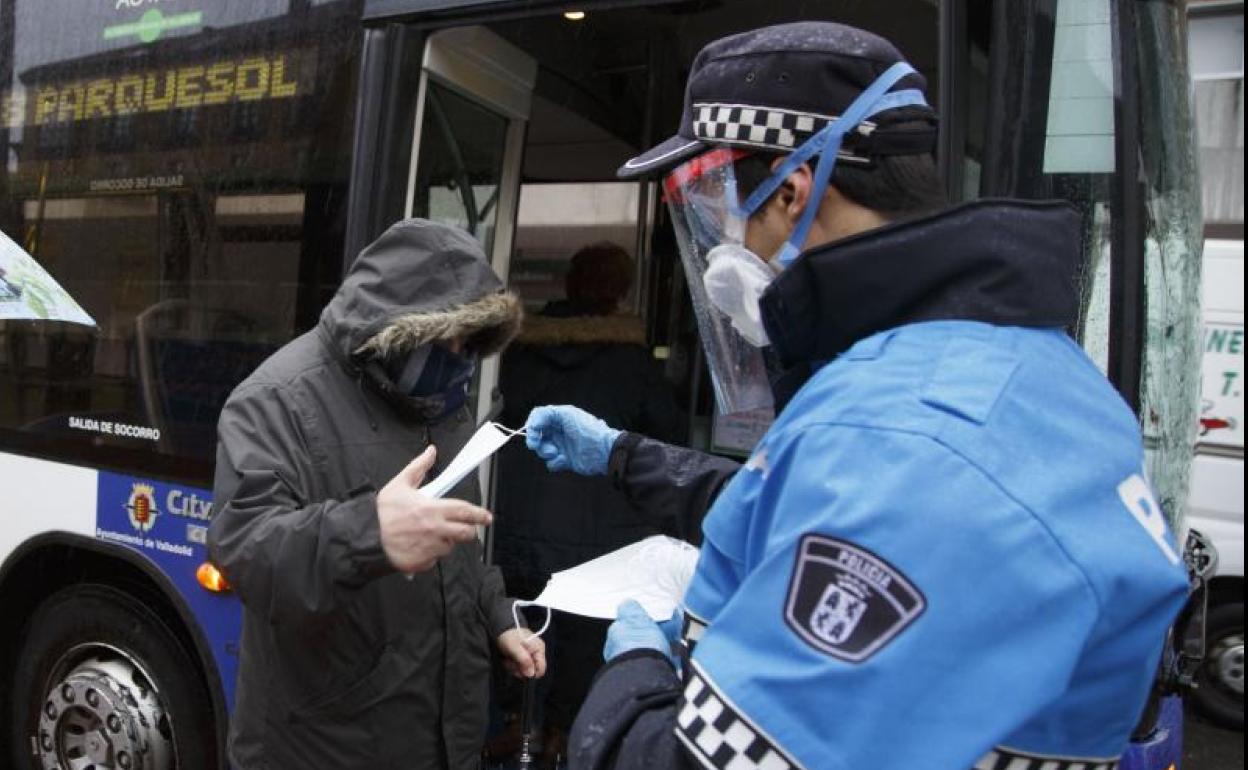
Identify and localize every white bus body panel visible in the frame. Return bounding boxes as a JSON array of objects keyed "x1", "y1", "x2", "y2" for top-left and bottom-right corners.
[
  {"x1": 1188, "y1": 238, "x2": 1244, "y2": 579},
  {"x1": 0, "y1": 454, "x2": 97, "y2": 558}
]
